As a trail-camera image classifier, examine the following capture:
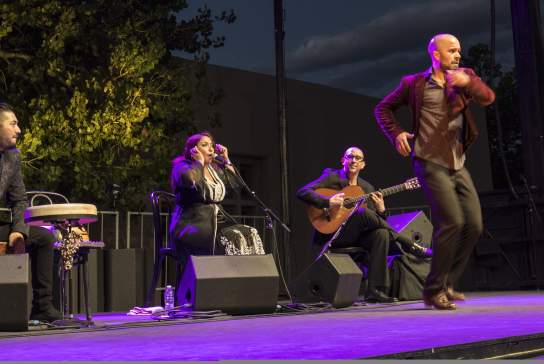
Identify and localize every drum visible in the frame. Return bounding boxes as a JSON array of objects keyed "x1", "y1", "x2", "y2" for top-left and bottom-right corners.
[{"x1": 24, "y1": 203, "x2": 98, "y2": 226}]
